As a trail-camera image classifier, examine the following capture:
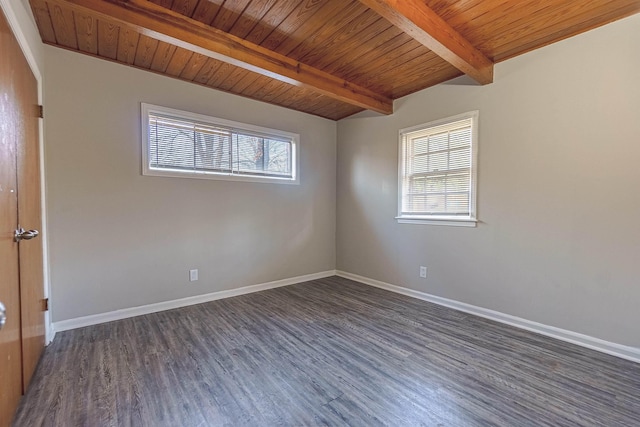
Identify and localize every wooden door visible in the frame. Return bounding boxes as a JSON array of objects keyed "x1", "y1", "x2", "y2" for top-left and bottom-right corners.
[
  {"x1": 0, "y1": 9, "x2": 26, "y2": 427},
  {"x1": 15, "y1": 19, "x2": 45, "y2": 389},
  {"x1": 0, "y1": 7, "x2": 45, "y2": 426}
]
